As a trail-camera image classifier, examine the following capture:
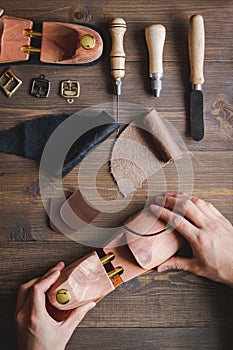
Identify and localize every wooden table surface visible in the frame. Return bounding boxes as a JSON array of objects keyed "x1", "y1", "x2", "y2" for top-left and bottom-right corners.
[{"x1": 0, "y1": 1, "x2": 233, "y2": 349}]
